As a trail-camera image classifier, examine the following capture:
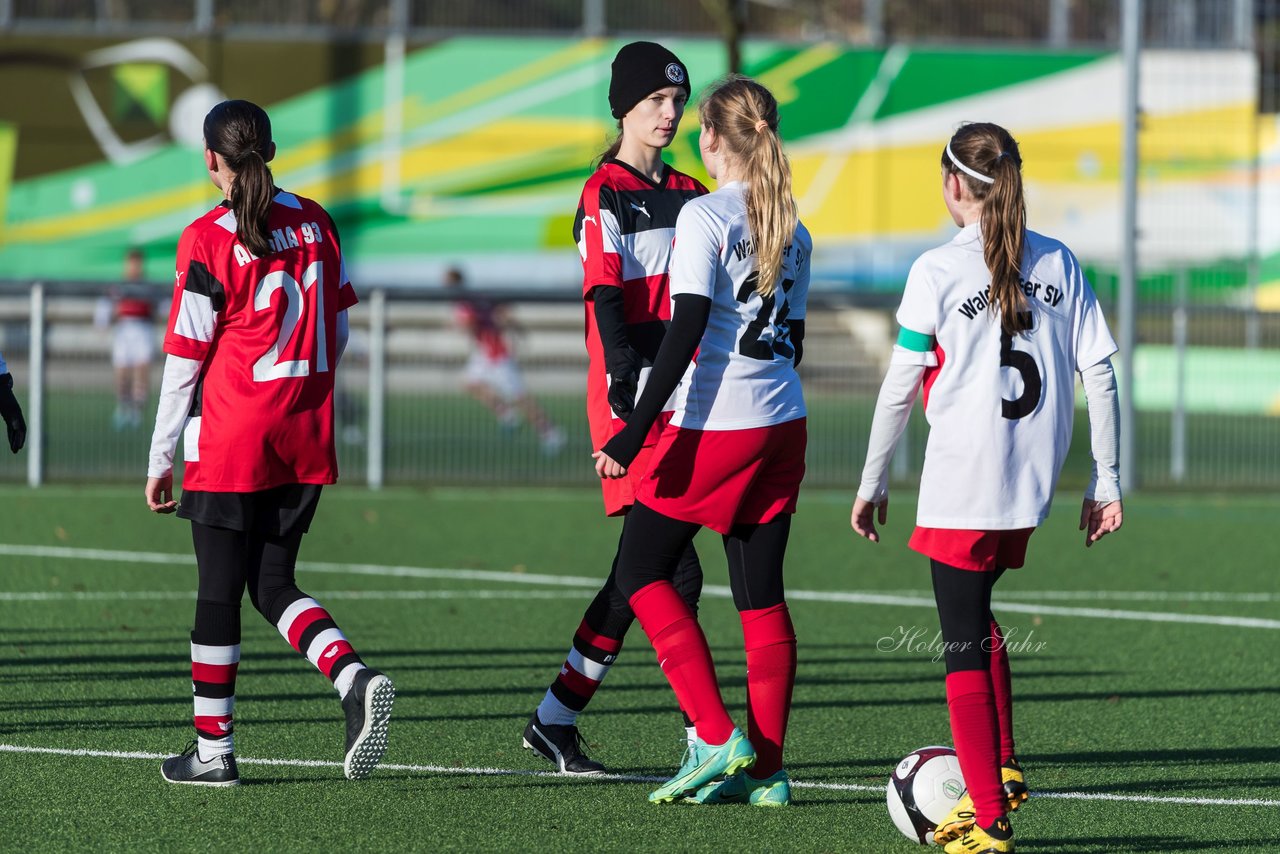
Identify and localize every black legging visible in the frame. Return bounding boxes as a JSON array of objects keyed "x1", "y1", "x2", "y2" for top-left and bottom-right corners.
[
  {"x1": 931, "y1": 561, "x2": 1006, "y2": 673},
  {"x1": 615, "y1": 501, "x2": 790, "y2": 611},
  {"x1": 191, "y1": 522, "x2": 310, "y2": 632},
  {"x1": 584, "y1": 526, "x2": 703, "y2": 639}
]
